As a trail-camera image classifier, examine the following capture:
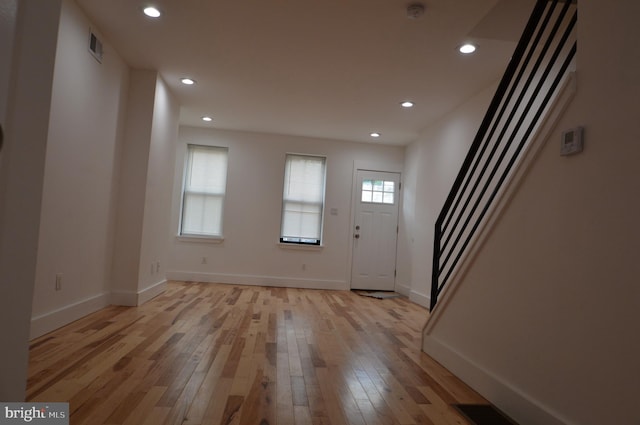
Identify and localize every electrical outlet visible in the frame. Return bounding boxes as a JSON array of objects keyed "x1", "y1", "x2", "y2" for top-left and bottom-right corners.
[
  {"x1": 55, "y1": 273, "x2": 62, "y2": 291},
  {"x1": 156, "y1": 262, "x2": 160, "y2": 272}
]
